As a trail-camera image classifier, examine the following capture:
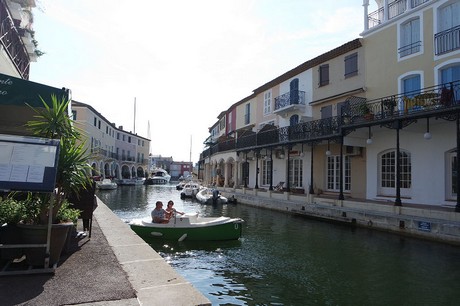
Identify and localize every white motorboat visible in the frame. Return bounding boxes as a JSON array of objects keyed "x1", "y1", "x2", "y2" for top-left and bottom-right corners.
[
  {"x1": 144, "y1": 168, "x2": 171, "y2": 185},
  {"x1": 180, "y1": 182, "x2": 201, "y2": 199},
  {"x1": 196, "y1": 187, "x2": 228, "y2": 205},
  {"x1": 96, "y1": 178, "x2": 117, "y2": 190}
]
